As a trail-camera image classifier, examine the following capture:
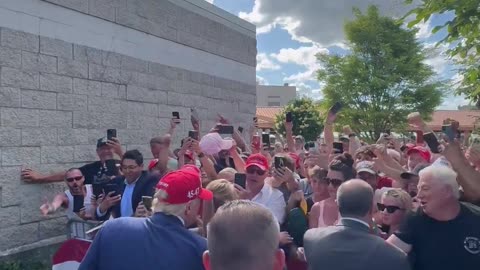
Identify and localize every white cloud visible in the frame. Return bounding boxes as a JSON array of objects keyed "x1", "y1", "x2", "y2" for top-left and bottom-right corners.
[
  {"x1": 256, "y1": 53, "x2": 281, "y2": 71},
  {"x1": 423, "y1": 43, "x2": 453, "y2": 76},
  {"x1": 438, "y1": 94, "x2": 470, "y2": 110},
  {"x1": 270, "y1": 45, "x2": 328, "y2": 83},
  {"x1": 256, "y1": 75, "x2": 269, "y2": 85},
  {"x1": 415, "y1": 18, "x2": 432, "y2": 39},
  {"x1": 240, "y1": 0, "x2": 412, "y2": 45}
]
